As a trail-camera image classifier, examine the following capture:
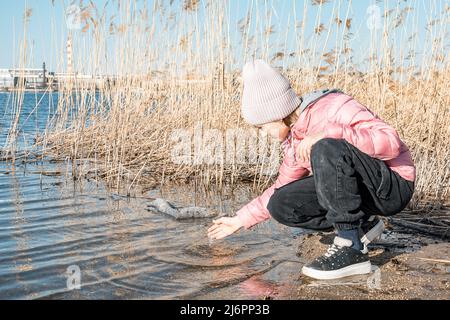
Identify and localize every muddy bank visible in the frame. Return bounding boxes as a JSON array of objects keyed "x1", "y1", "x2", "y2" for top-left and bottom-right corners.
[
  {"x1": 196, "y1": 228, "x2": 449, "y2": 300},
  {"x1": 286, "y1": 228, "x2": 449, "y2": 300}
]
